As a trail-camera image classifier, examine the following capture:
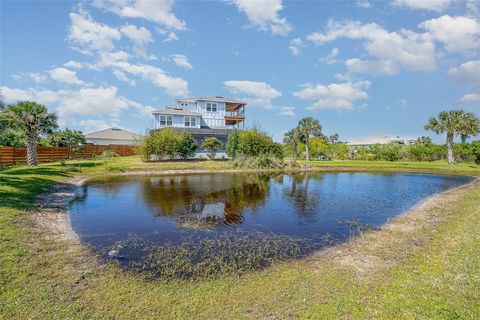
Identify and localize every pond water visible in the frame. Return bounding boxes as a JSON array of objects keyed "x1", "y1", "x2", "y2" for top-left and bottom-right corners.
[{"x1": 68, "y1": 172, "x2": 473, "y2": 278}]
